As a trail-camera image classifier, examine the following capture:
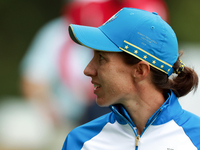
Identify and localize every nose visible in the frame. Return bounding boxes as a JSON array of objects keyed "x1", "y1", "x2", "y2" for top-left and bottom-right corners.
[{"x1": 84, "y1": 58, "x2": 97, "y2": 77}]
